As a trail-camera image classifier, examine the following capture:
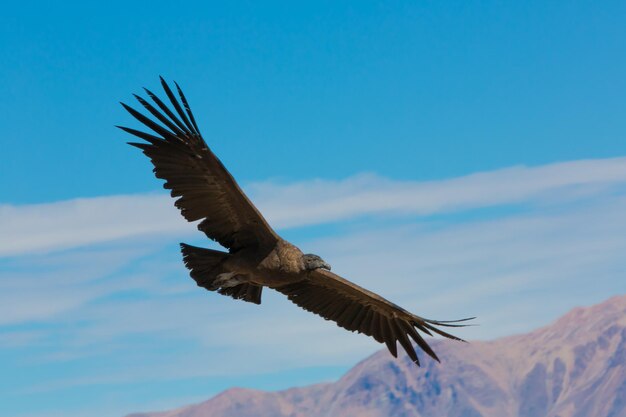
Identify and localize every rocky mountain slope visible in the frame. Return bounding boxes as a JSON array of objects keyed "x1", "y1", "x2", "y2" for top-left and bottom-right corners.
[{"x1": 127, "y1": 295, "x2": 626, "y2": 417}]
